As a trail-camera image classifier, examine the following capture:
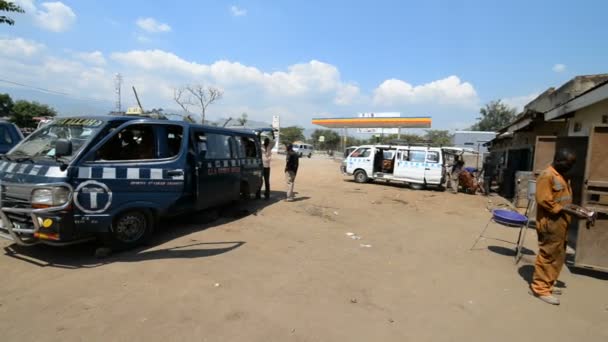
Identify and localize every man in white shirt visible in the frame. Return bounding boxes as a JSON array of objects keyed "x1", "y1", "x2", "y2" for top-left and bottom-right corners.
[{"x1": 261, "y1": 138, "x2": 272, "y2": 199}]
